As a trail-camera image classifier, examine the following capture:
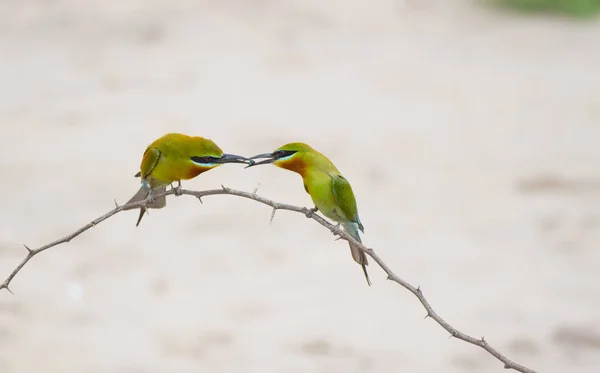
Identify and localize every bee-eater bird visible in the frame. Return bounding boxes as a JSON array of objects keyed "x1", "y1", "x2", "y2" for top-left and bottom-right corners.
[
  {"x1": 246, "y1": 142, "x2": 371, "y2": 285},
  {"x1": 127, "y1": 133, "x2": 248, "y2": 226}
]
